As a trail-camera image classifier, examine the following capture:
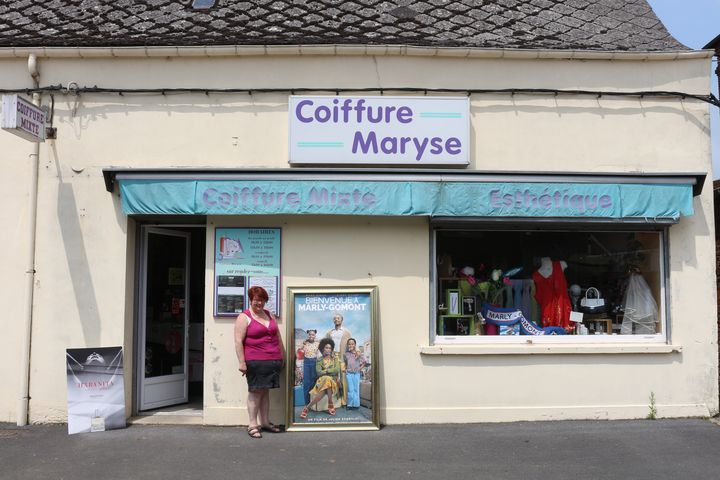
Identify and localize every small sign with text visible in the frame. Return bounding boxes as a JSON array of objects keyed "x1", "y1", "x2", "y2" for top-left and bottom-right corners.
[{"x1": 1, "y1": 94, "x2": 45, "y2": 142}]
